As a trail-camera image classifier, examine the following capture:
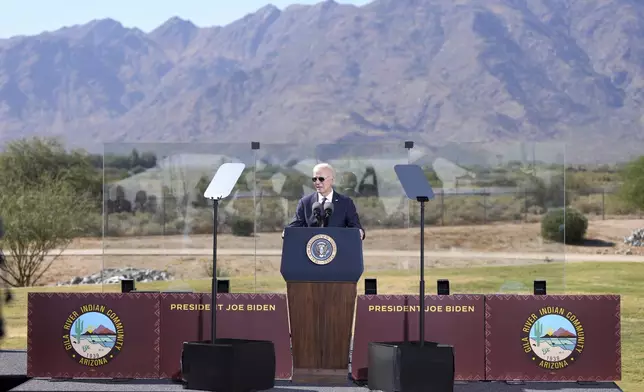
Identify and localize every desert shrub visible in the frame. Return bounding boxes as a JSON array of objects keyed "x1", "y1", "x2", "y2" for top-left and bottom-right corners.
[
  {"x1": 523, "y1": 174, "x2": 569, "y2": 209},
  {"x1": 573, "y1": 197, "x2": 603, "y2": 215},
  {"x1": 256, "y1": 196, "x2": 286, "y2": 231},
  {"x1": 604, "y1": 194, "x2": 640, "y2": 216},
  {"x1": 355, "y1": 196, "x2": 402, "y2": 227},
  {"x1": 83, "y1": 213, "x2": 104, "y2": 237},
  {"x1": 189, "y1": 209, "x2": 215, "y2": 234},
  {"x1": 230, "y1": 216, "x2": 254, "y2": 237},
  {"x1": 540, "y1": 208, "x2": 588, "y2": 244},
  {"x1": 203, "y1": 259, "x2": 232, "y2": 278},
  {"x1": 527, "y1": 205, "x2": 546, "y2": 215},
  {"x1": 407, "y1": 194, "x2": 525, "y2": 226}
]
